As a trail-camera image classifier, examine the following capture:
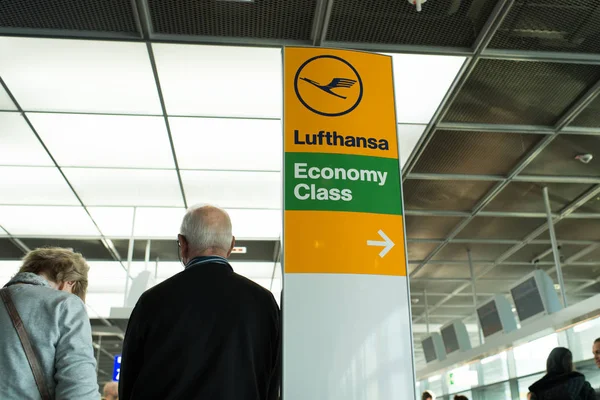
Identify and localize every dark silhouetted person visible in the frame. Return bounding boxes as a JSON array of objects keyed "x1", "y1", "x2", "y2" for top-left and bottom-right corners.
[
  {"x1": 529, "y1": 347, "x2": 596, "y2": 400},
  {"x1": 422, "y1": 390, "x2": 433, "y2": 400},
  {"x1": 119, "y1": 205, "x2": 280, "y2": 400},
  {"x1": 454, "y1": 395, "x2": 469, "y2": 400}
]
